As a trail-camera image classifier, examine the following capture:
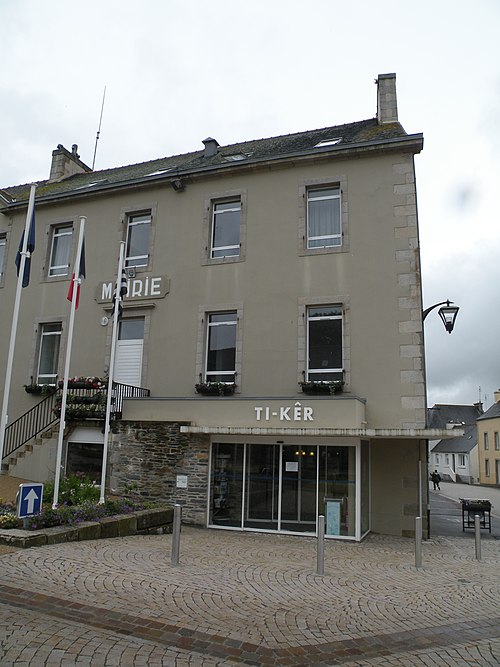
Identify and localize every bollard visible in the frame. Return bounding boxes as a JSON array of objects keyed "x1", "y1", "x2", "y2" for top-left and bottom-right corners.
[
  {"x1": 474, "y1": 514, "x2": 481, "y2": 561},
  {"x1": 415, "y1": 516, "x2": 422, "y2": 569},
  {"x1": 317, "y1": 514, "x2": 325, "y2": 575},
  {"x1": 171, "y1": 503, "x2": 182, "y2": 566}
]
